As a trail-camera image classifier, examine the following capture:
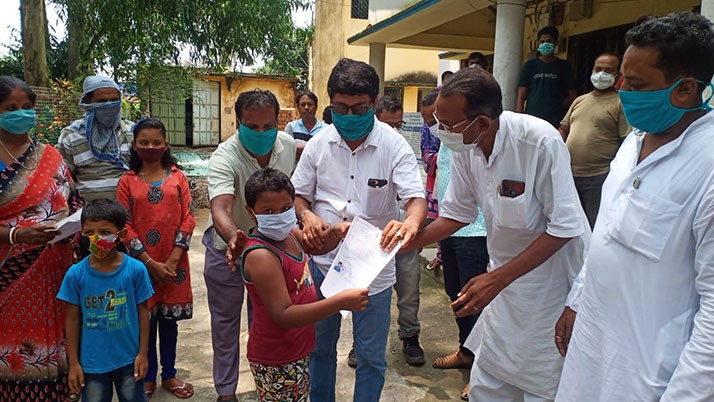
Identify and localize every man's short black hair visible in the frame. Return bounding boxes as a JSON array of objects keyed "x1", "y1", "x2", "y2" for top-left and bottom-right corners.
[
  {"x1": 235, "y1": 90, "x2": 280, "y2": 122},
  {"x1": 81, "y1": 199, "x2": 127, "y2": 230},
  {"x1": 327, "y1": 58, "x2": 380, "y2": 102},
  {"x1": 595, "y1": 52, "x2": 621, "y2": 70},
  {"x1": 244, "y1": 168, "x2": 296, "y2": 209},
  {"x1": 422, "y1": 89, "x2": 440, "y2": 107},
  {"x1": 468, "y1": 52, "x2": 488, "y2": 69},
  {"x1": 441, "y1": 71, "x2": 454, "y2": 81},
  {"x1": 538, "y1": 26, "x2": 559, "y2": 41},
  {"x1": 440, "y1": 67, "x2": 503, "y2": 120},
  {"x1": 626, "y1": 12, "x2": 714, "y2": 91},
  {"x1": 375, "y1": 96, "x2": 403, "y2": 117},
  {"x1": 295, "y1": 91, "x2": 318, "y2": 107}
]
